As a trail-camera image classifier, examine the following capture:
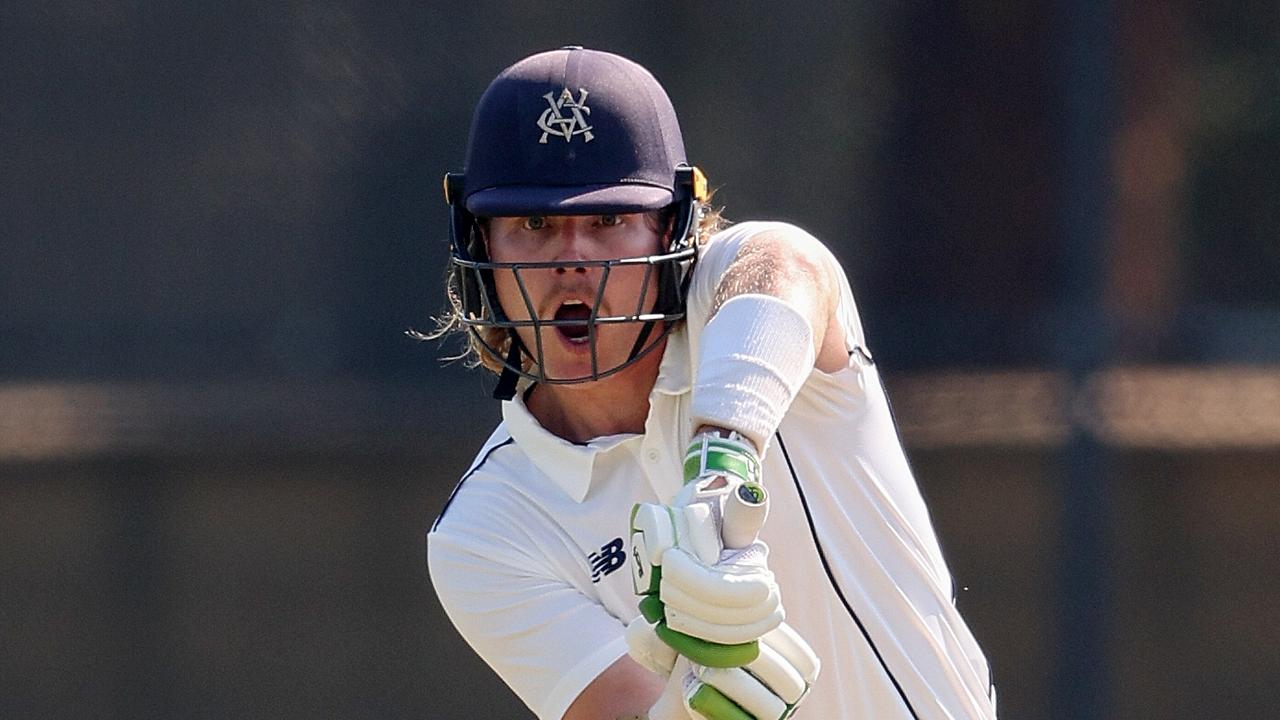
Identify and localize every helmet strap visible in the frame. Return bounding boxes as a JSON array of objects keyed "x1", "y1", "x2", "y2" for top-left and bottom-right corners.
[
  {"x1": 492, "y1": 333, "x2": 524, "y2": 401},
  {"x1": 627, "y1": 319, "x2": 657, "y2": 363}
]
